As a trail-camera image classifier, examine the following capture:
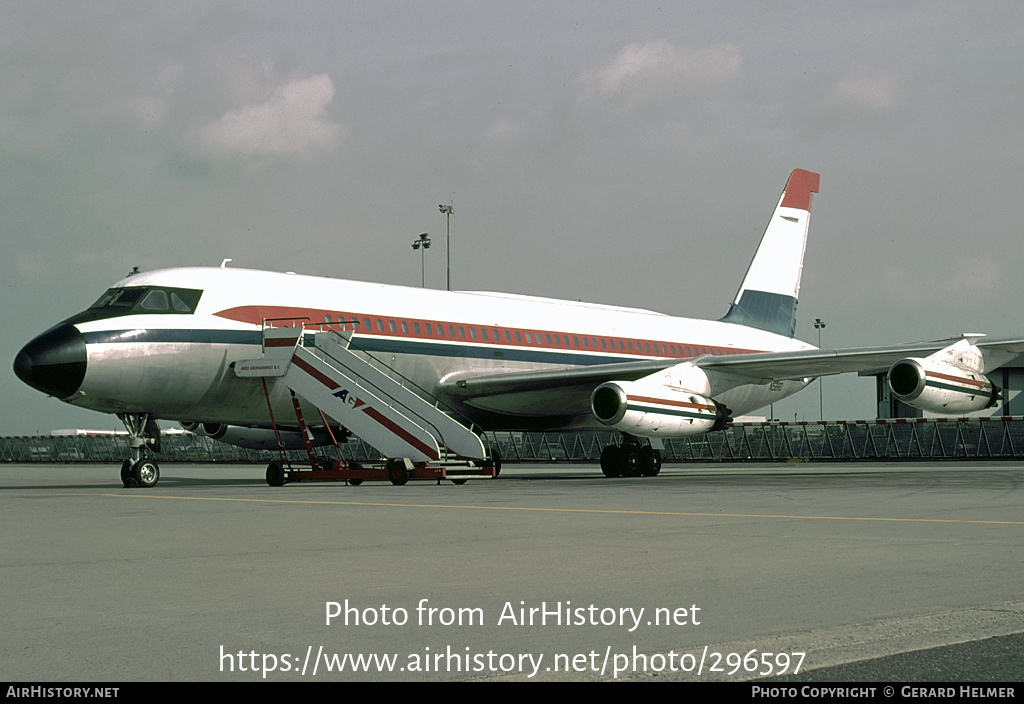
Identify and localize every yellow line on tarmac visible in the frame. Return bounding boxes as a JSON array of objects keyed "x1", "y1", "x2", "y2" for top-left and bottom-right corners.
[{"x1": 97, "y1": 493, "x2": 1024, "y2": 525}]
